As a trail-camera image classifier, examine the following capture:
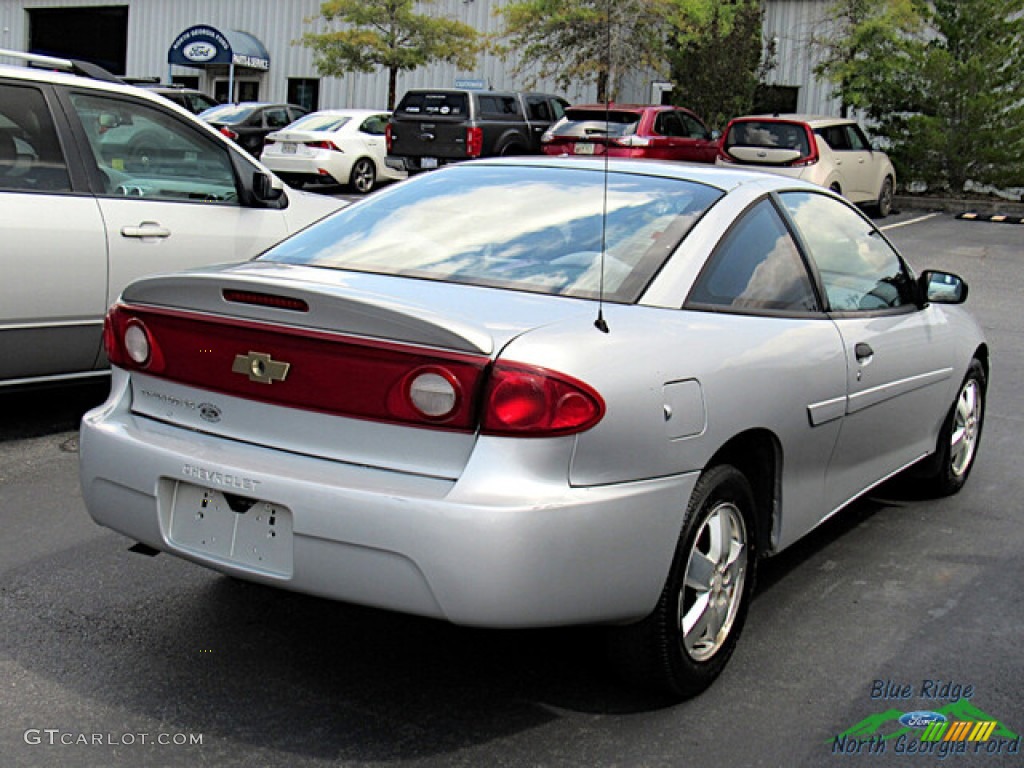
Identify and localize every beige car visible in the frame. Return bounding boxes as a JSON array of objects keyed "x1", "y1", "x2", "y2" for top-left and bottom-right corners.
[{"x1": 717, "y1": 115, "x2": 896, "y2": 217}]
